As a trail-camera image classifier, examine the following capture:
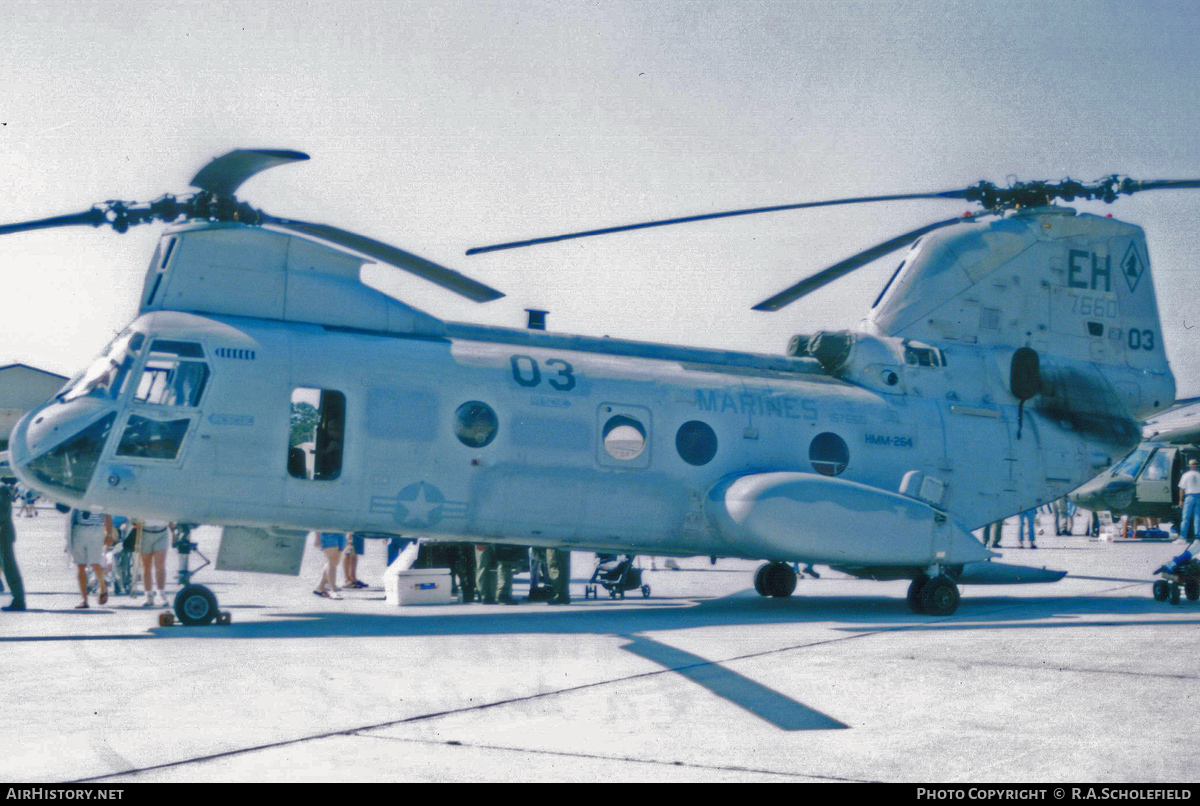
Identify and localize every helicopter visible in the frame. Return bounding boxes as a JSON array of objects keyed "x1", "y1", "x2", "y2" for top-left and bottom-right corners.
[
  {"x1": 4, "y1": 149, "x2": 1189, "y2": 624},
  {"x1": 1070, "y1": 397, "x2": 1200, "y2": 522}
]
